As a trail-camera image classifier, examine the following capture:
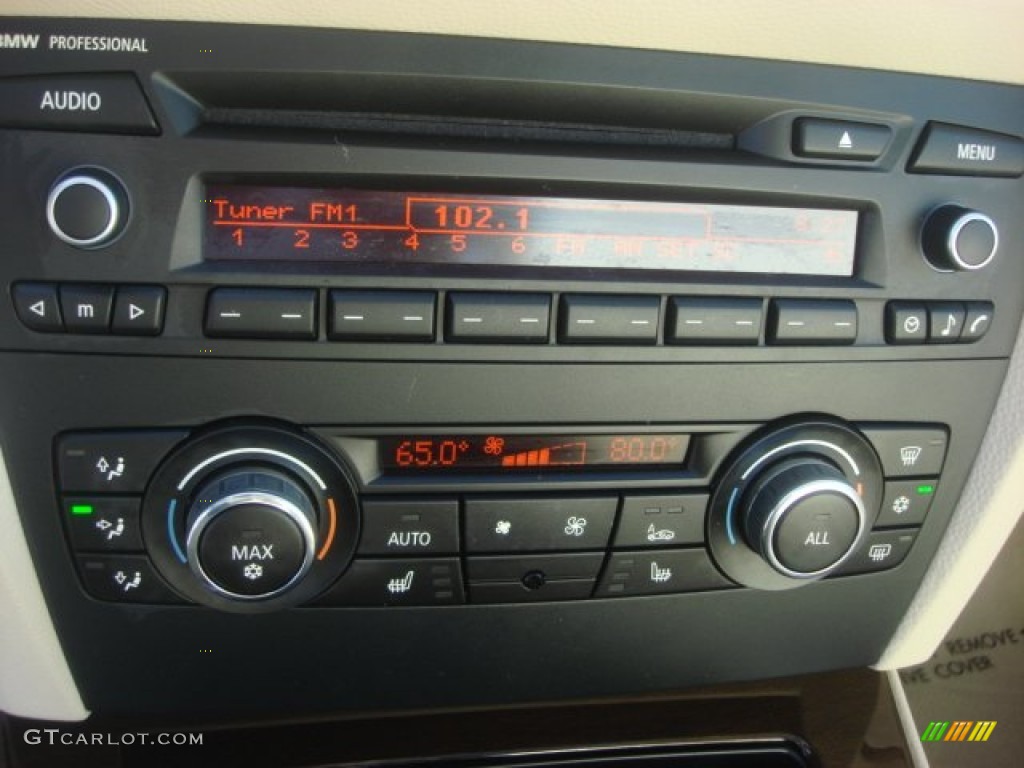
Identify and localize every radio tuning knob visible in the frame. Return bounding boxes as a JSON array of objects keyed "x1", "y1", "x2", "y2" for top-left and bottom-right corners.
[
  {"x1": 921, "y1": 204, "x2": 998, "y2": 272},
  {"x1": 46, "y1": 168, "x2": 129, "y2": 249},
  {"x1": 185, "y1": 467, "x2": 318, "y2": 600},
  {"x1": 742, "y1": 456, "x2": 865, "y2": 579}
]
